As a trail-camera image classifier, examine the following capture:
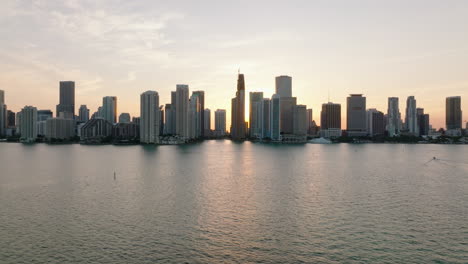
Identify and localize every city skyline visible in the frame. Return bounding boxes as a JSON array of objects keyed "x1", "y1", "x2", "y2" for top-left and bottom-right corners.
[
  {"x1": 2, "y1": 1, "x2": 468, "y2": 129},
  {"x1": 1, "y1": 75, "x2": 465, "y2": 131}
]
